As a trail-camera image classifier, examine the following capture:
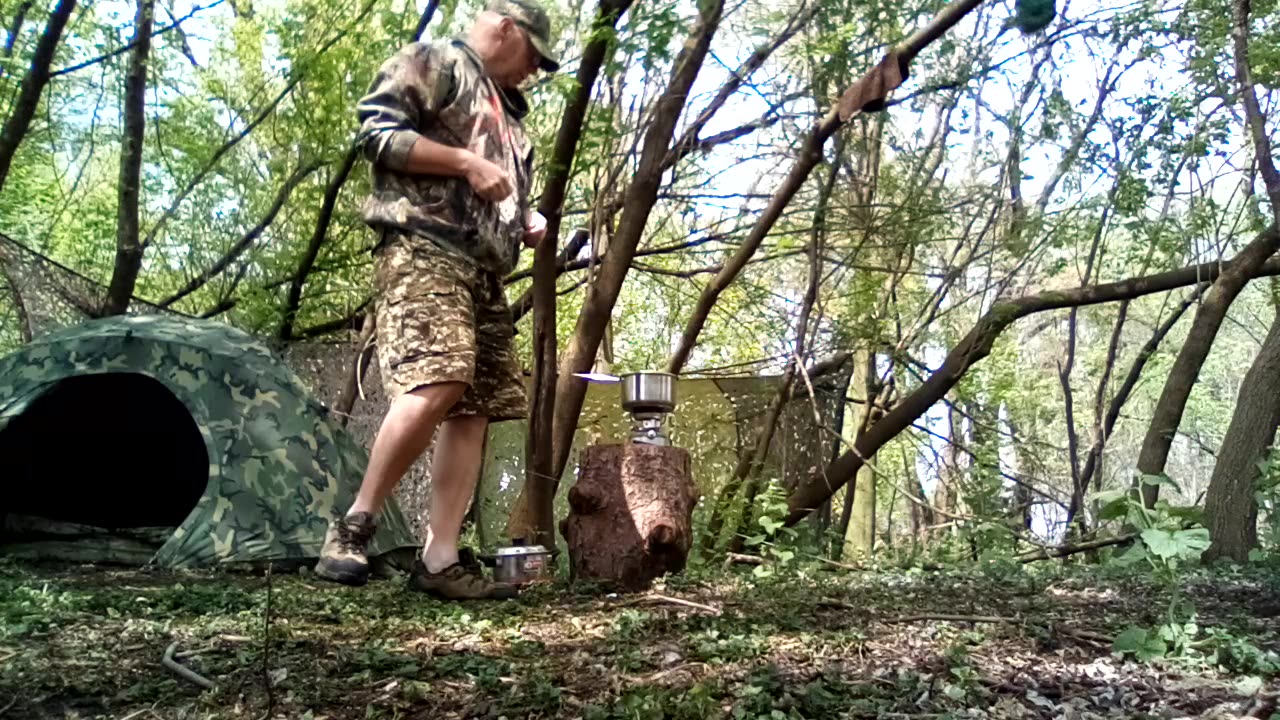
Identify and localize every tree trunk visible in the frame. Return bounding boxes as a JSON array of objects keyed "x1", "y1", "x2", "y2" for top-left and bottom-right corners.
[
  {"x1": 522, "y1": 0, "x2": 635, "y2": 548},
  {"x1": 0, "y1": 0, "x2": 76, "y2": 194},
  {"x1": 277, "y1": 146, "x2": 359, "y2": 339},
  {"x1": 843, "y1": 349, "x2": 876, "y2": 559},
  {"x1": 545, "y1": 0, "x2": 724, "y2": 480},
  {"x1": 1070, "y1": 287, "x2": 1204, "y2": 527},
  {"x1": 102, "y1": 0, "x2": 154, "y2": 316},
  {"x1": 503, "y1": 0, "x2": 632, "y2": 547},
  {"x1": 559, "y1": 444, "x2": 697, "y2": 592},
  {"x1": 1202, "y1": 312, "x2": 1280, "y2": 562},
  {"x1": 1134, "y1": 229, "x2": 1280, "y2": 506},
  {"x1": 1193, "y1": 0, "x2": 1280, "y2": 548}
]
